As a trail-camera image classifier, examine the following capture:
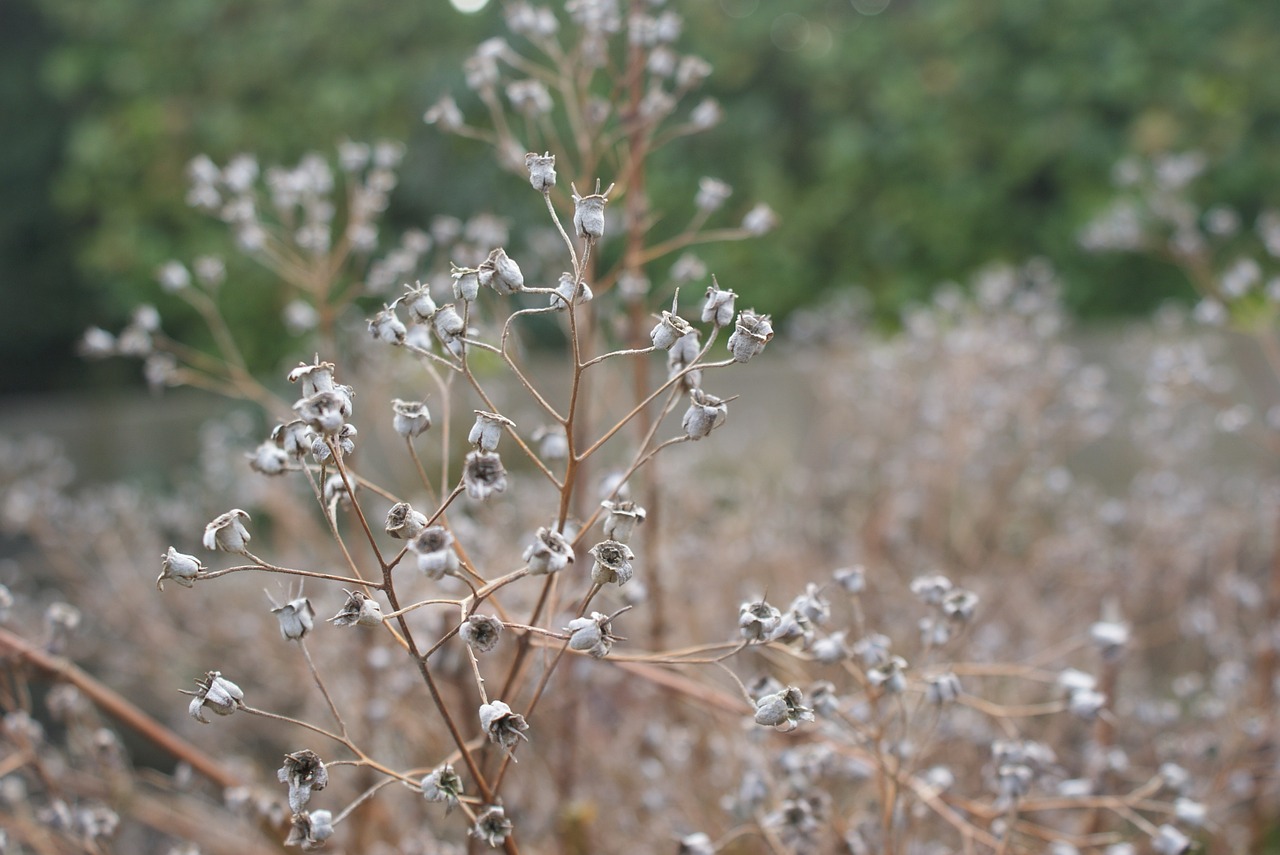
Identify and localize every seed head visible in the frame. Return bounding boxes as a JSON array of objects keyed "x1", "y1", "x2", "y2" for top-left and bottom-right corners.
[
  {"x1": 328, "y1": 590, "x2": 384, "y2": 627},
  {"x1": 600, "y1": 500, "x2": 646, "y2": 544},
  {"x1": 682, "y1": 389, "x2": 727, "y2": 440},
  {"x1": 572, "y1": 180, "x2": 614, "y2": 242},
  {"x1": 727, "y1": 309, "x2": 774, "y2": 363},
  {"x1": 525, "y1": 151, "x2": 557, "y2": 192},
  {"x1": 479, "y1": 700, "x2": 529, "y2": 756},
  {"x1": 460, "y1": 614, "x2": 504, "y2": 653},
  {"x1": 157, "y1": 547, "x2": 204, "y2": 591},
  {"x1": 523, "y1": 526, "x2": 575, "y2": 575},
  {"x1": 277, "y1": 749, "x2": 328, "y2": 814},
  {"x1": 421, "y1": 763, "x2": 463, "y2": 813},
  {"x1": 463, "y1": 450, "x2": 508, "y2": 501},
  {"x1": 184, "y1": 671, "x2": 245, "y2": 723},
  {"x1": 588, "y1": 539, "x2": 636, "y2": 586},
  {"x1": 410, "y1": 526, "x2": 461, "y2": 580},
  {"x1": 203, "y1": 509, "x2": 251, "y2": 554},
  {"x1": 701, "y1": 276, "x2": 737, "y2": 327},
  {"x1": 391, "y1": 399, "x2": 432, "y2": 438},
  {"x1": 385, "y1": 502, "x2": 428, "y2": 540},
  {"x1": 468, "y1": 410, "x2": 516, "y2": 452}
]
